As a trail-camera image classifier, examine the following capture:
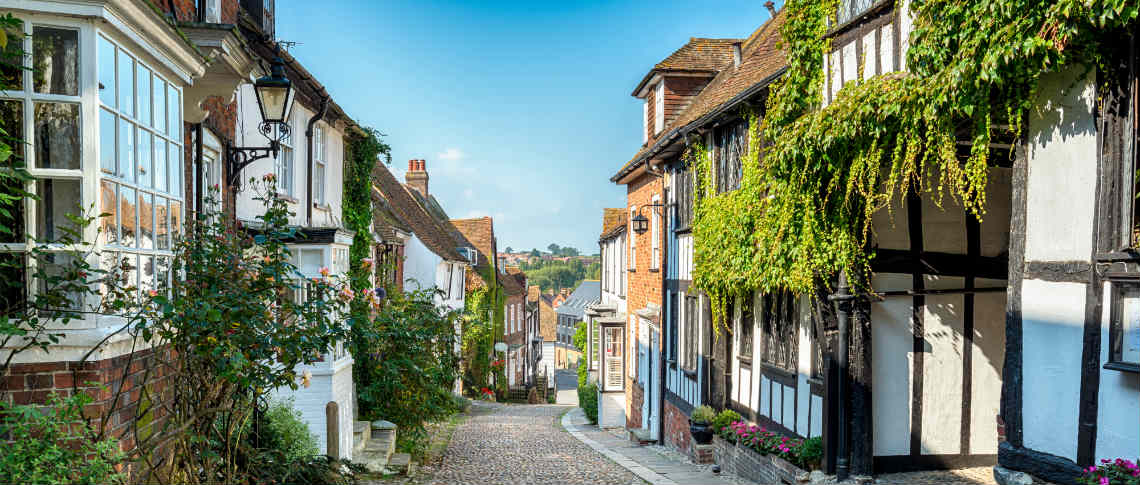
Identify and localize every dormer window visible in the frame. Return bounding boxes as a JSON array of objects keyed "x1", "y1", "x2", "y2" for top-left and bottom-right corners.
[
  {"x1": 654, "y1": 81, "x2": 665, "y2": 134},
  {"x1": 642, "y1": 101, "x2": 648, "y2": 145}
]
